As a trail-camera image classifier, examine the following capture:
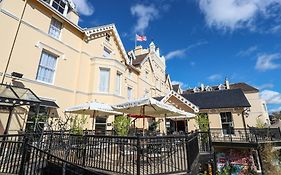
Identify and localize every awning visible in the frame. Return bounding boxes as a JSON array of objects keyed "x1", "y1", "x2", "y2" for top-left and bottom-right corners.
[
  {"x1": 40, "y1": 99, "x2": 59, "y2": 108},
  {"x1": 65, "y1": 101, "x2": 121, "y2": 115},
  {"x1": 113, "y1": 97, "x2": 193, "y2": 117},
  {"x1": 0, "y1": 84, "x2": 41, "y2": 106}
]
